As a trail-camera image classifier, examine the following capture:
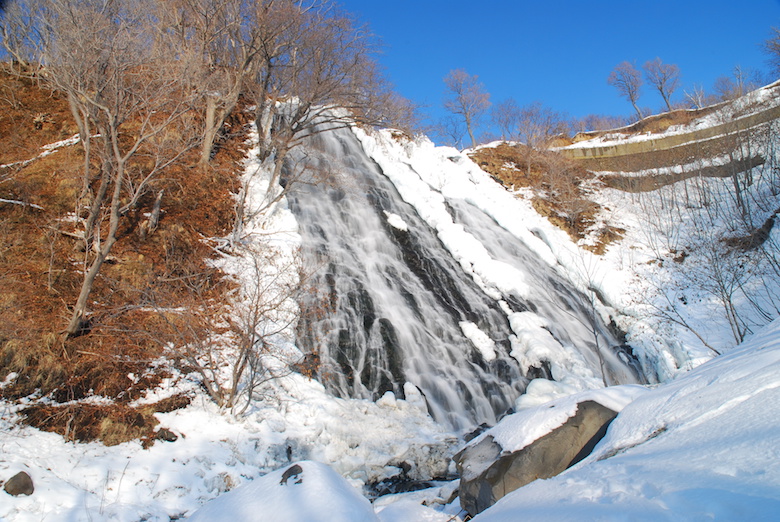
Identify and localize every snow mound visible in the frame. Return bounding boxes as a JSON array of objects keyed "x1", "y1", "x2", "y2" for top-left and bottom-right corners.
[
  {"x1": 188, "y1": 460, "x2": 378, "y2": 521},
  {"x1": 377, "y1": 500, "x2": 459, "y2": 522}
]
